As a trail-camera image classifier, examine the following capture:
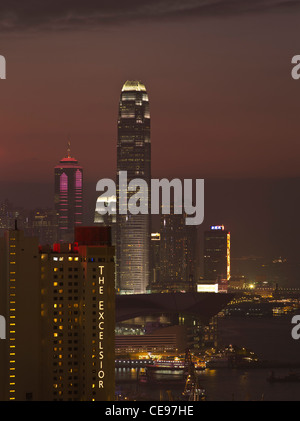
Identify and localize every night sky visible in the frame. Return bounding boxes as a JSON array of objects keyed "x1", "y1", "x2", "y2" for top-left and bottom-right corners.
[{"x1": 1, "y1": 1, "x2": 300, "y2": 261}]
